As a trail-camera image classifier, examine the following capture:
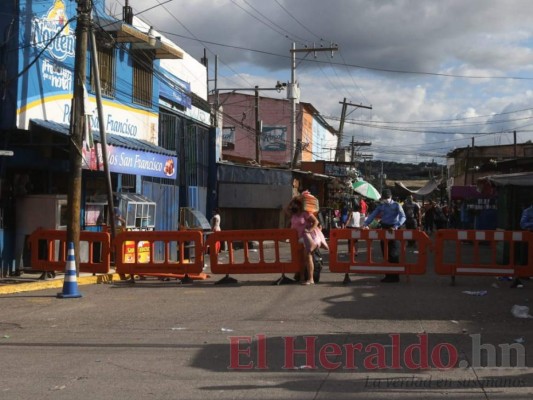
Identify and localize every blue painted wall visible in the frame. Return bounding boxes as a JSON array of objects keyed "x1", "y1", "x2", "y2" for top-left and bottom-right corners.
[{"x1": 2, "y1": 0, "x2": 161, "y2": 134}]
